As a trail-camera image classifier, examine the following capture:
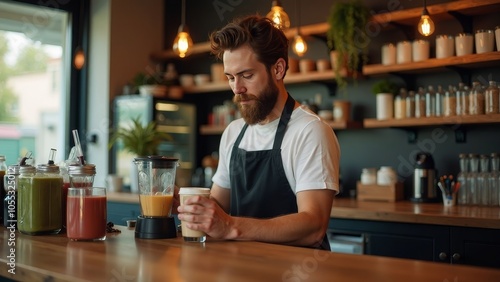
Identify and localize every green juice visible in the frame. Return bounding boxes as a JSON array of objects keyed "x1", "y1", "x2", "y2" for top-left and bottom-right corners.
[{"x1": 18, "y1": 176, "x2": 62, "y2": 235}]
